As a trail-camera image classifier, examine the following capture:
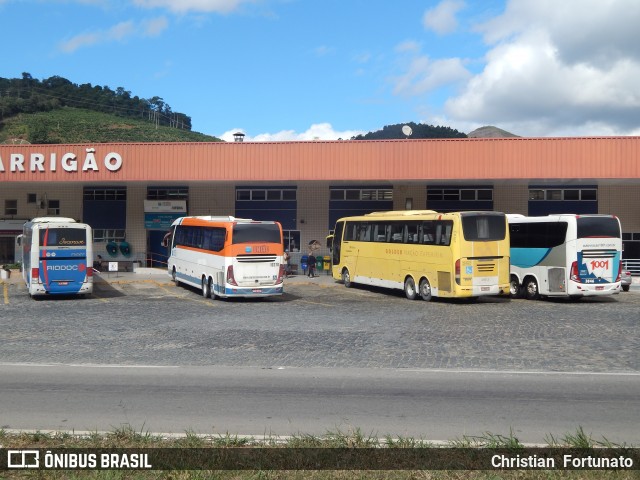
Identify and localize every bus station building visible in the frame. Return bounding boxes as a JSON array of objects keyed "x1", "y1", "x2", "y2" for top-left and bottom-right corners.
[{"x1": 1, "y1": 136, "x2": 639, "y2": 269}]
